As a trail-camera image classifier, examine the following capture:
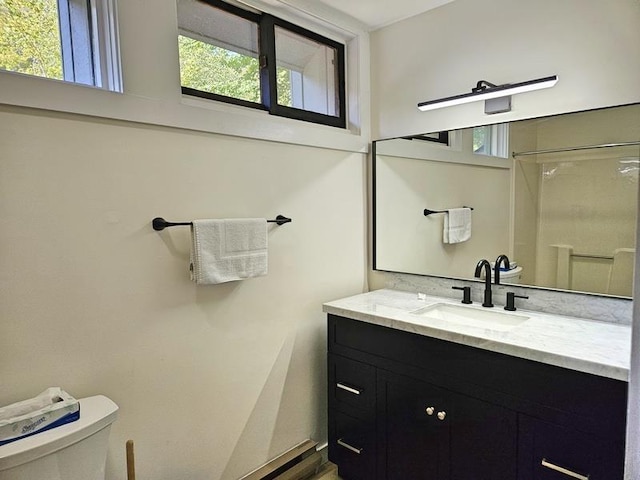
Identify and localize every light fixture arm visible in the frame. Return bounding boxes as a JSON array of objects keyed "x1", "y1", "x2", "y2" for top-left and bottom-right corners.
[{"x1": 472, "y1": 80, "x2": 499, "y2": 93}]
